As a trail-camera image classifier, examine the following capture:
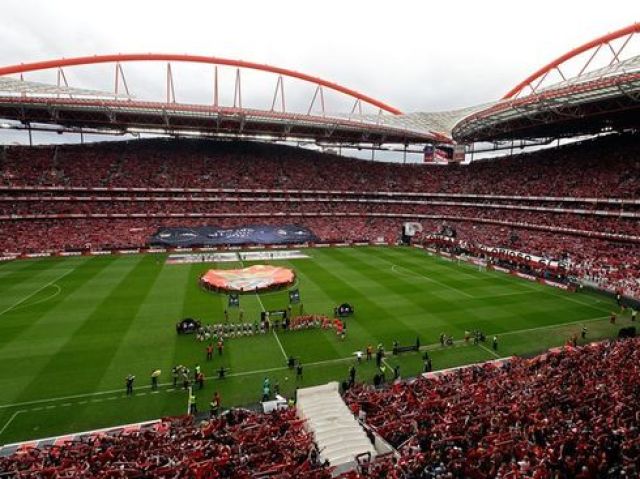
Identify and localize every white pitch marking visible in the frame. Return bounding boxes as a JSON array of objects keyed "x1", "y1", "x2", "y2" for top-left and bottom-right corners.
[
  {"x1": 381, "y1": 357, "x2": 394, "y2": 372},
  {"x1": 12, "y1": 284, "x2": 62, "y2": 311},
  {"x1": 0, "y1": 314, "x2": 616, "y2": 412},
  {"x1": 238, "y1": 258, "x2": 284, "y2": 359},
  {"x1": 390, "y1": 264, "x2": 474, "y2": 298},
  {"x1": 272, "y1": 329, "x2": 288, "y2": 361},
  {"x1": 0, "y1": 410, "x2": 25, "y2": 436},
  {"x1": 0, "y1": 269, "x2": 75, "y2": 317},
  {"x1": 479, "y1": 343, "x2": 501, "y2": 359},
  {"x1": 495, "y1": 315, "x2": 609, "y2": 338},
  {"x1": 511, "y1": 279, "x2": 611, "y2": 313},
  {"x1": 474, "y1": 290, "x2": 539, "y2": 299}
]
